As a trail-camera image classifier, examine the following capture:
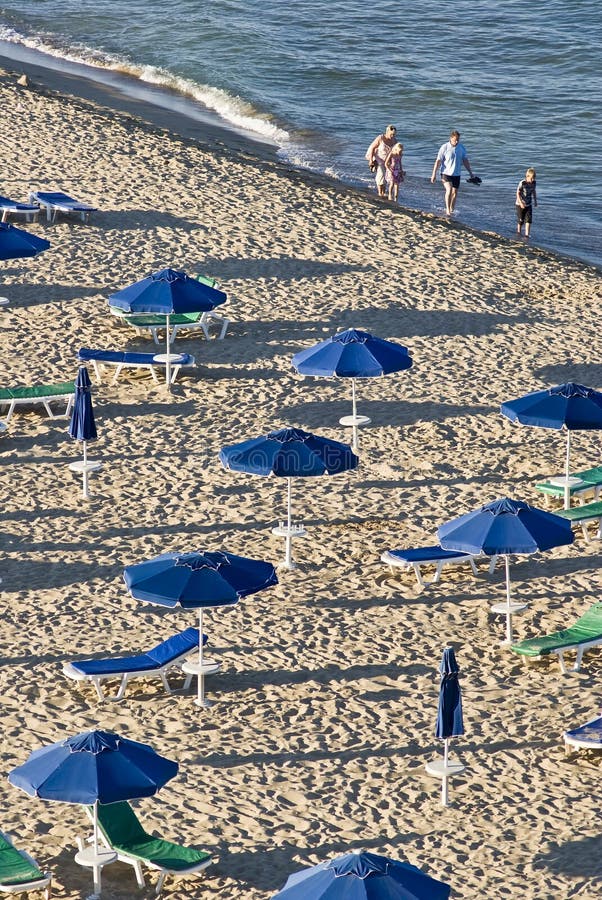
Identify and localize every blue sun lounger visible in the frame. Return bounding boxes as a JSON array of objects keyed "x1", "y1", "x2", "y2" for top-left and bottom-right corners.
[
  {"x1": 29, "y1": 190, "x2": 96, "y2": 223},
  {"x1": 0, "y1": 195, "x2": 39, "y2": 223},
  {"x1": 62, "y1": 627, "x2": 213, "y2": 701},
  {"x1": 77, "y1": 348, "x2": 196, "y2": 384},
  {"x1": 381, "y1": 545, "x2": 483, "y2": 587}
]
